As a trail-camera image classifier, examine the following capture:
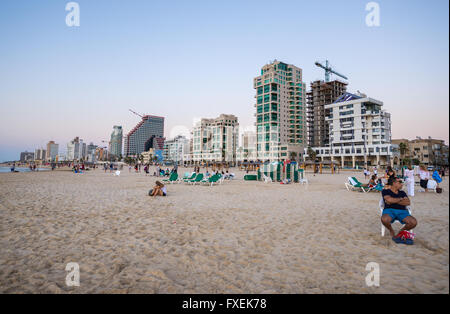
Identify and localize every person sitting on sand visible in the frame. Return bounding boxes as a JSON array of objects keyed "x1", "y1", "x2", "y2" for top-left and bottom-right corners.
[
  {"x1": 381, "y1": 176, "x2": 417, "y2": 244},
  {"x1": 150, "y1": 181, "x2": 167, "y2": 198},
  {"x1": 363, "y1": 175, "x2": 377, "y2": 188}
]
